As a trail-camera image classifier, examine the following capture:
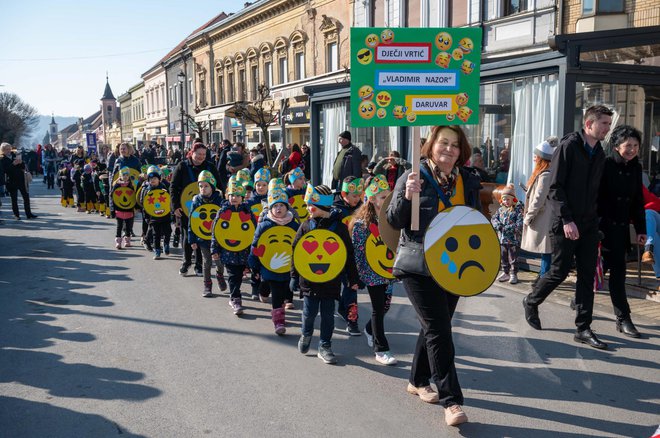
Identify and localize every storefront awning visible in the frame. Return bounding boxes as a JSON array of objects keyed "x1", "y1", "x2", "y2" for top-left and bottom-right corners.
[{"x1": 193, "y1": 104, "x2": 234, "y2": 122}]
